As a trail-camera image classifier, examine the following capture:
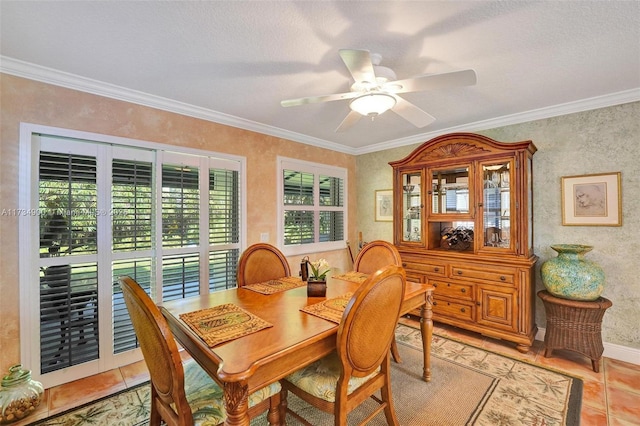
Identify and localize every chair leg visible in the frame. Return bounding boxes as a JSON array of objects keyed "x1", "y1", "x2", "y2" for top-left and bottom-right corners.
[
  {"x1": 266, "y1": 393, "x2": 281, "y2": 426},
  {"x1": 380, "y1": 375, "x2": 400, "y2": 426},
  {"x1": 390, "y1": 338, "x2": 402, "y2": 363},
  {"x1": 149, "y1": 390, "x2": 163, "y2": 426},
  {"x1": 279, "y1": 388, "x2": 288, "y2": 425}
]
